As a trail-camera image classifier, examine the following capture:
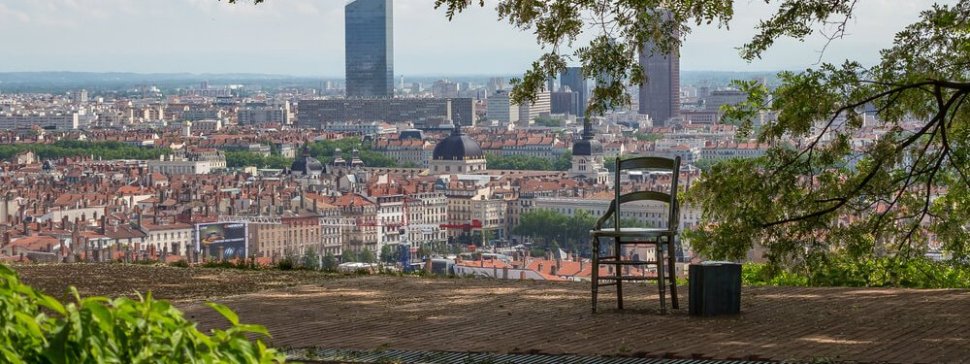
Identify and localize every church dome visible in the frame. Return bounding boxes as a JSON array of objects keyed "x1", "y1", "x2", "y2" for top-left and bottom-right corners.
[{"x1": 432, "y1": 125, "x2": 484, "y2": 161}]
